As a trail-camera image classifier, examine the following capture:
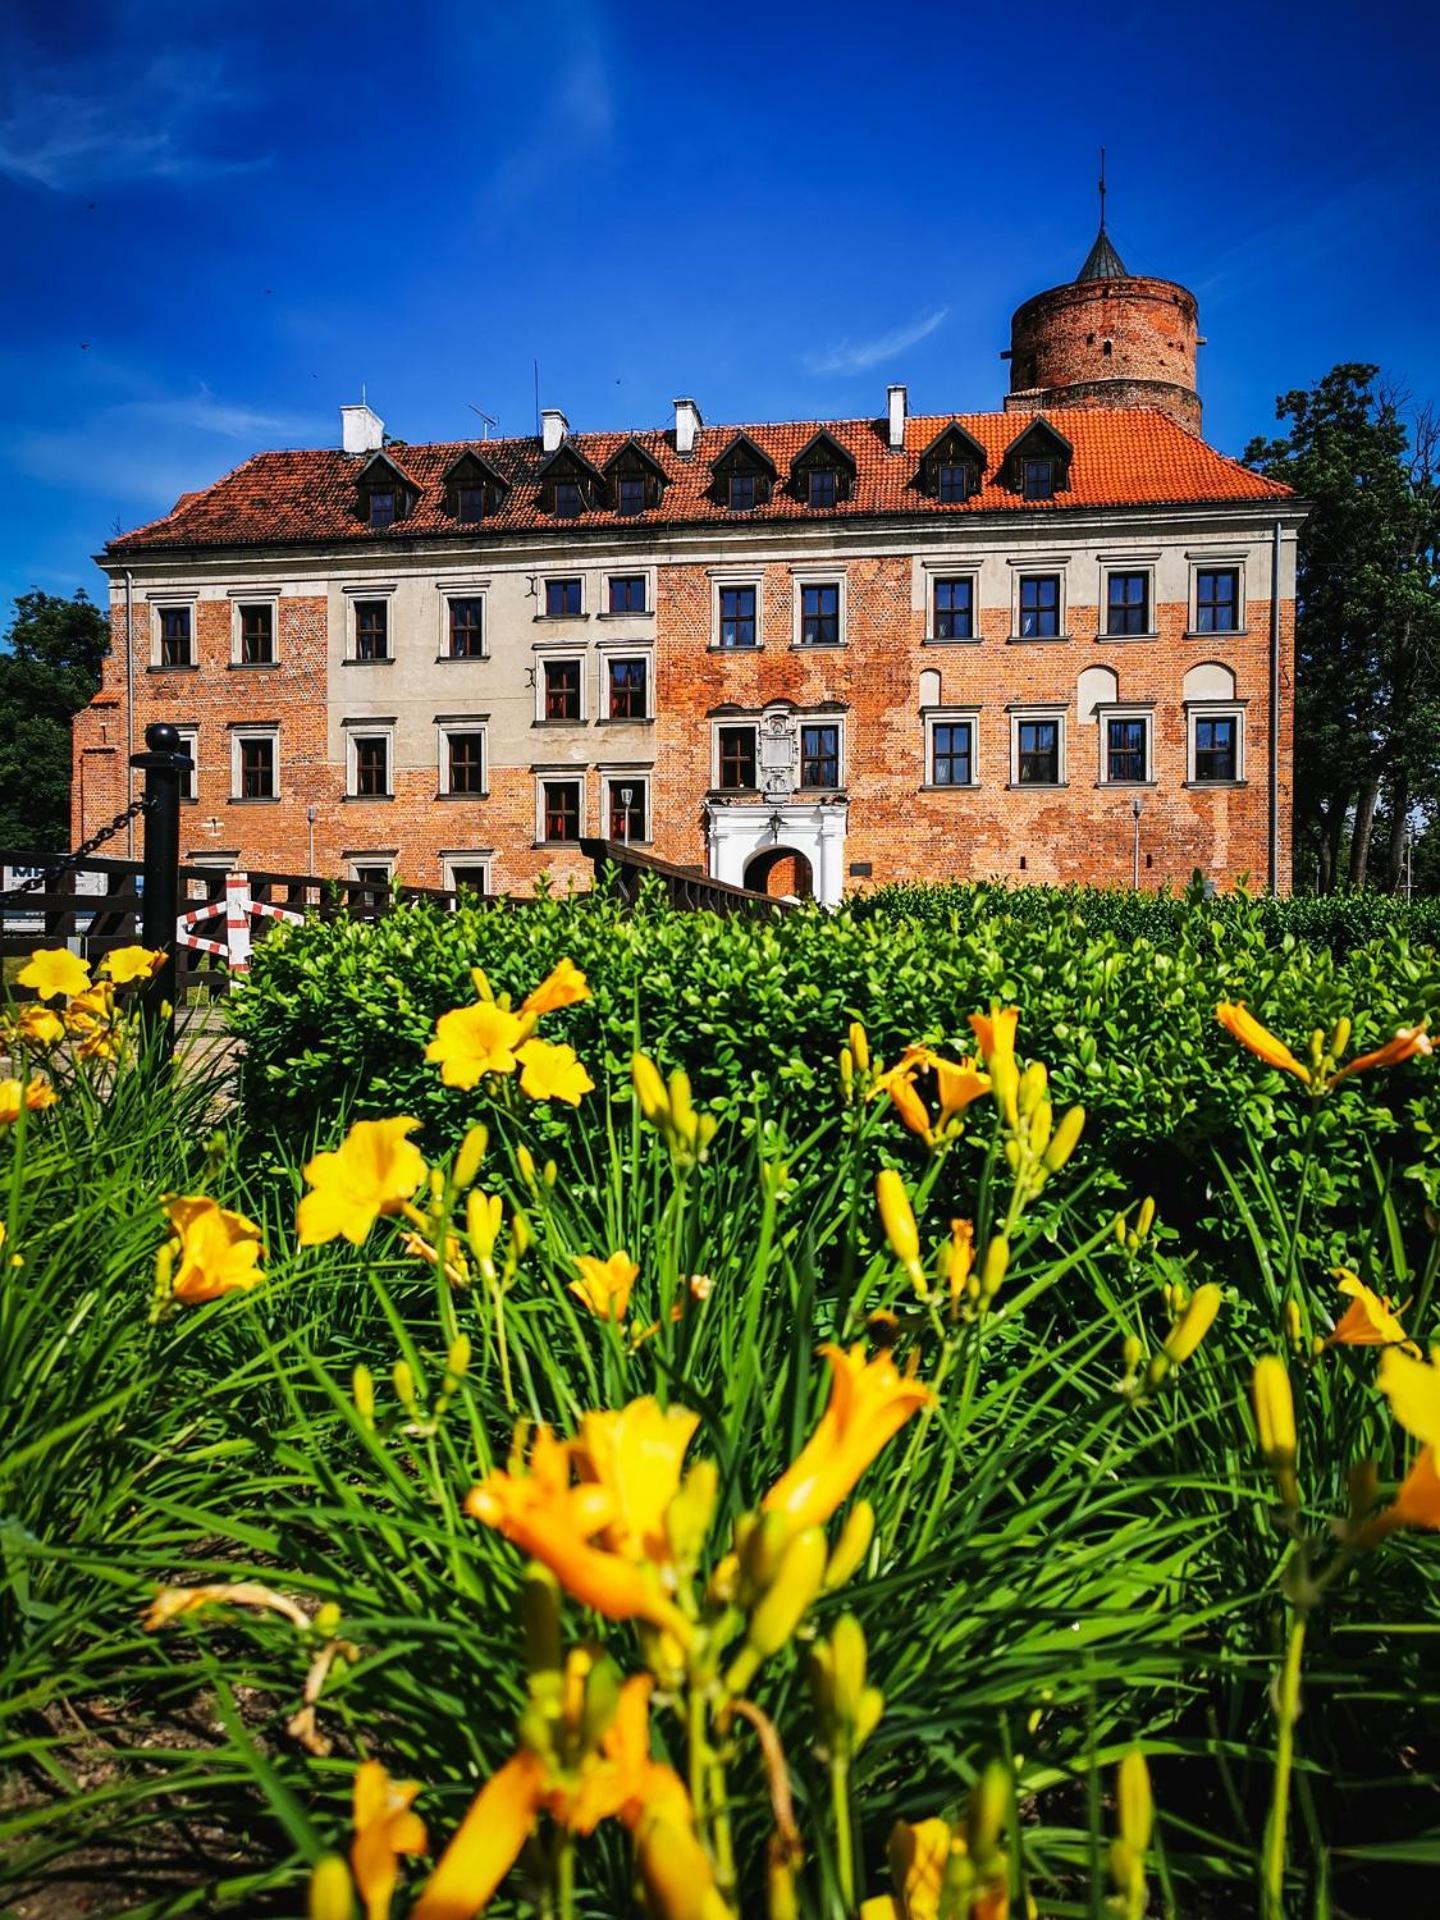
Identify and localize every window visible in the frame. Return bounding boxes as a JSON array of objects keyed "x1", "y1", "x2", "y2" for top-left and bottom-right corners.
[
  {"x1": 1019, "y1": 576, "x2": 1061, "y2": 639},
  {"x1": 1023, "y1": 458, "x2": 1055, "y2": 501},
  {"x1": 800, "y1": 582, "x2": 840, "y2": 647},
  {"x1": 159, "y1": 607, "x2": 192, "y2": 668},
  {"x1": 609, "y1": 574, "x2": 647, "y2": 614},
  {"x1": 800, "y1": 723, "x2": 840, "y2": 789},
  {"x1": 717, "y1": 725, "x2": 757, "y2": 790},
  {"x1": 543, "y1": 658, "x2": 582, "y2": 721},
  {"x1": 1196, "y1": 568, "x2": 1240, "y2": 634},
  {"x1": 351, "y1": 864, "x2": 392, "y2": 887},
  {"x1": 937, "y1": 463, "x2": 972, "y2": 503},
  {"x1": 1016, "y1": 718, "x2": 1061, "y2": 786},
  {"x1": 933, "y1": 577, "x2": 974, "y2": 641},
  {"x1": 448, "y1": 598, "x2": 485, "y2": 658},
  {"x1": 718, "y1": 584, "x2": 757, "y2": 649},
  {"x1": 617, "y1": 475, "x2": 647, "y2": 517},
  {"x1": 1105, "y1": 715, "x2": 1149, "y2": 783},
  {"x1": 368, "y1": 489, "x2": 396, "y2": 529},
  {"x1": 1106, "y1": 572, "x2": 1150, "y2": 637},
  {"x1": 545, "y1": 577, "x2": 582, "y2": 618},
  {"x1": 445, "y1": 731, "x2": 487, "y2": 795},
  {"x1": 355, "y1": 601, "x2": 389, "y2": 661},
  {"x1": 447, "y1": 863, "x2": 490, "y2": 896},
  {"x1": 607, "y1": 779, "x2": 647, "y2": 842},
  {"x1": 542, "y1": 779, "x2": 581, "y2": 842},
  {"x1": 238, "y1": 603, "x2": 274, "y2": 665},
  {"x1": 352, "y1": 735, "x2": 390, "y2": 797},
  {"x1": 1193, "y1": 713, "x2": 1239, "y2": 782},
  {"x1": 455, "y1": 485, "x2": 488, "y2": 522},
  {"x1": 233, "y1": 731, "x2": 277, "y2": 800},
  {"x1": 553, "y1": 479, "x2": 582, "y2": 519},
  {"x1": 727, "y1": 472, "x2": 756, "y2": 512},
  {"x1": 930, "y1": 720, "x2": 974, "y2": 788},
  {"x1": 175, "y1": 727, "x2": 198, "y2": 802},
  {"x1": 607, "y1": 657, "x2": 648, "y2": 720},
  {"x1": 807, "y1": 468, "x2": 838, "y2": 509}
]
